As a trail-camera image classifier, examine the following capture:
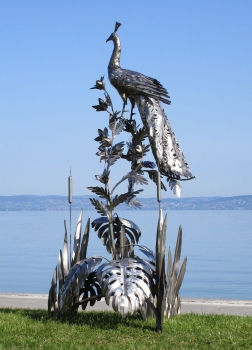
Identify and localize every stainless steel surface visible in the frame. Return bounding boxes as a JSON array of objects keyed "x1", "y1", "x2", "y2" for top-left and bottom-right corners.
[
  {"x1": 46, "y1": 22, "x2": 195, "y2": 333},
  {"x1": 60, "y1": 257, "x2": 103, "y2": 313},
  {"x1": 106, "y1": 22, "x2": 194, "y2": 197},
  {"x1": 68, "y1": 174, "x2": 72, "y2": 204},
  {"x1": 97, "y1": 257, "x2": 154, "y2": 317},
  {"x1": 72, "y1": 210, "x2": 82, "y2": 264},
  {"x1": 165, "y1": 226, "x2": 187, "y2": 318}
]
